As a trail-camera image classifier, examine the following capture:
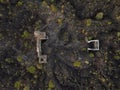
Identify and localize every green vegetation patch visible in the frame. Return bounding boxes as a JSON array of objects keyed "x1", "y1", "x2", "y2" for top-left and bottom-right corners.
[
  {"x1": 117, "y1": 32, "x2": 120, "y2": 37},
  {"x1": 87, "y1": 36, "x2": 93, "y2": 40},
  {"x1": 36, "y1": 64, "x2": 43, "y2": 69},
  {"x1": 107, "y1": 21, "x2": 112, "y2": 25},
  {"x1": 48, "y1": 80, "x2": 55, "y2": 89},
  {"x1": 17, "y1": 56, "x2": 23, "y2": 62},
  {"x1": 73, "y1": 61, "x2": 81, "y2": 67},
  {"x1": 50, "y1": 4, "x2": 57, "y2": 12},
  {"x1": 14, "y1": 81, "x2": 22, "y2": 90},
  {"x1": 95, "y1": 12, "x2": 104, "y2": 20},
  {"x1": 89, "y1": 53, "x2": 94, "y2": 58},
  {"x1": 17, "y1": 1, "x2": 23, "y2": 6},
  {"x1": 23, "y1": 86, "x2": 30, "y2": 90},
  {"x1": 86, "y1": 19, "x2": 92, "y2": 26},
  {"x1": 114, "y1": 55, "x2": 120, "y2": 60},
  {"x1": 22, "y1": 31, "x2": 31, "y2": 38},
  {"x1": 26, "y1": 66, "x2": 36, "y2": 74}
]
